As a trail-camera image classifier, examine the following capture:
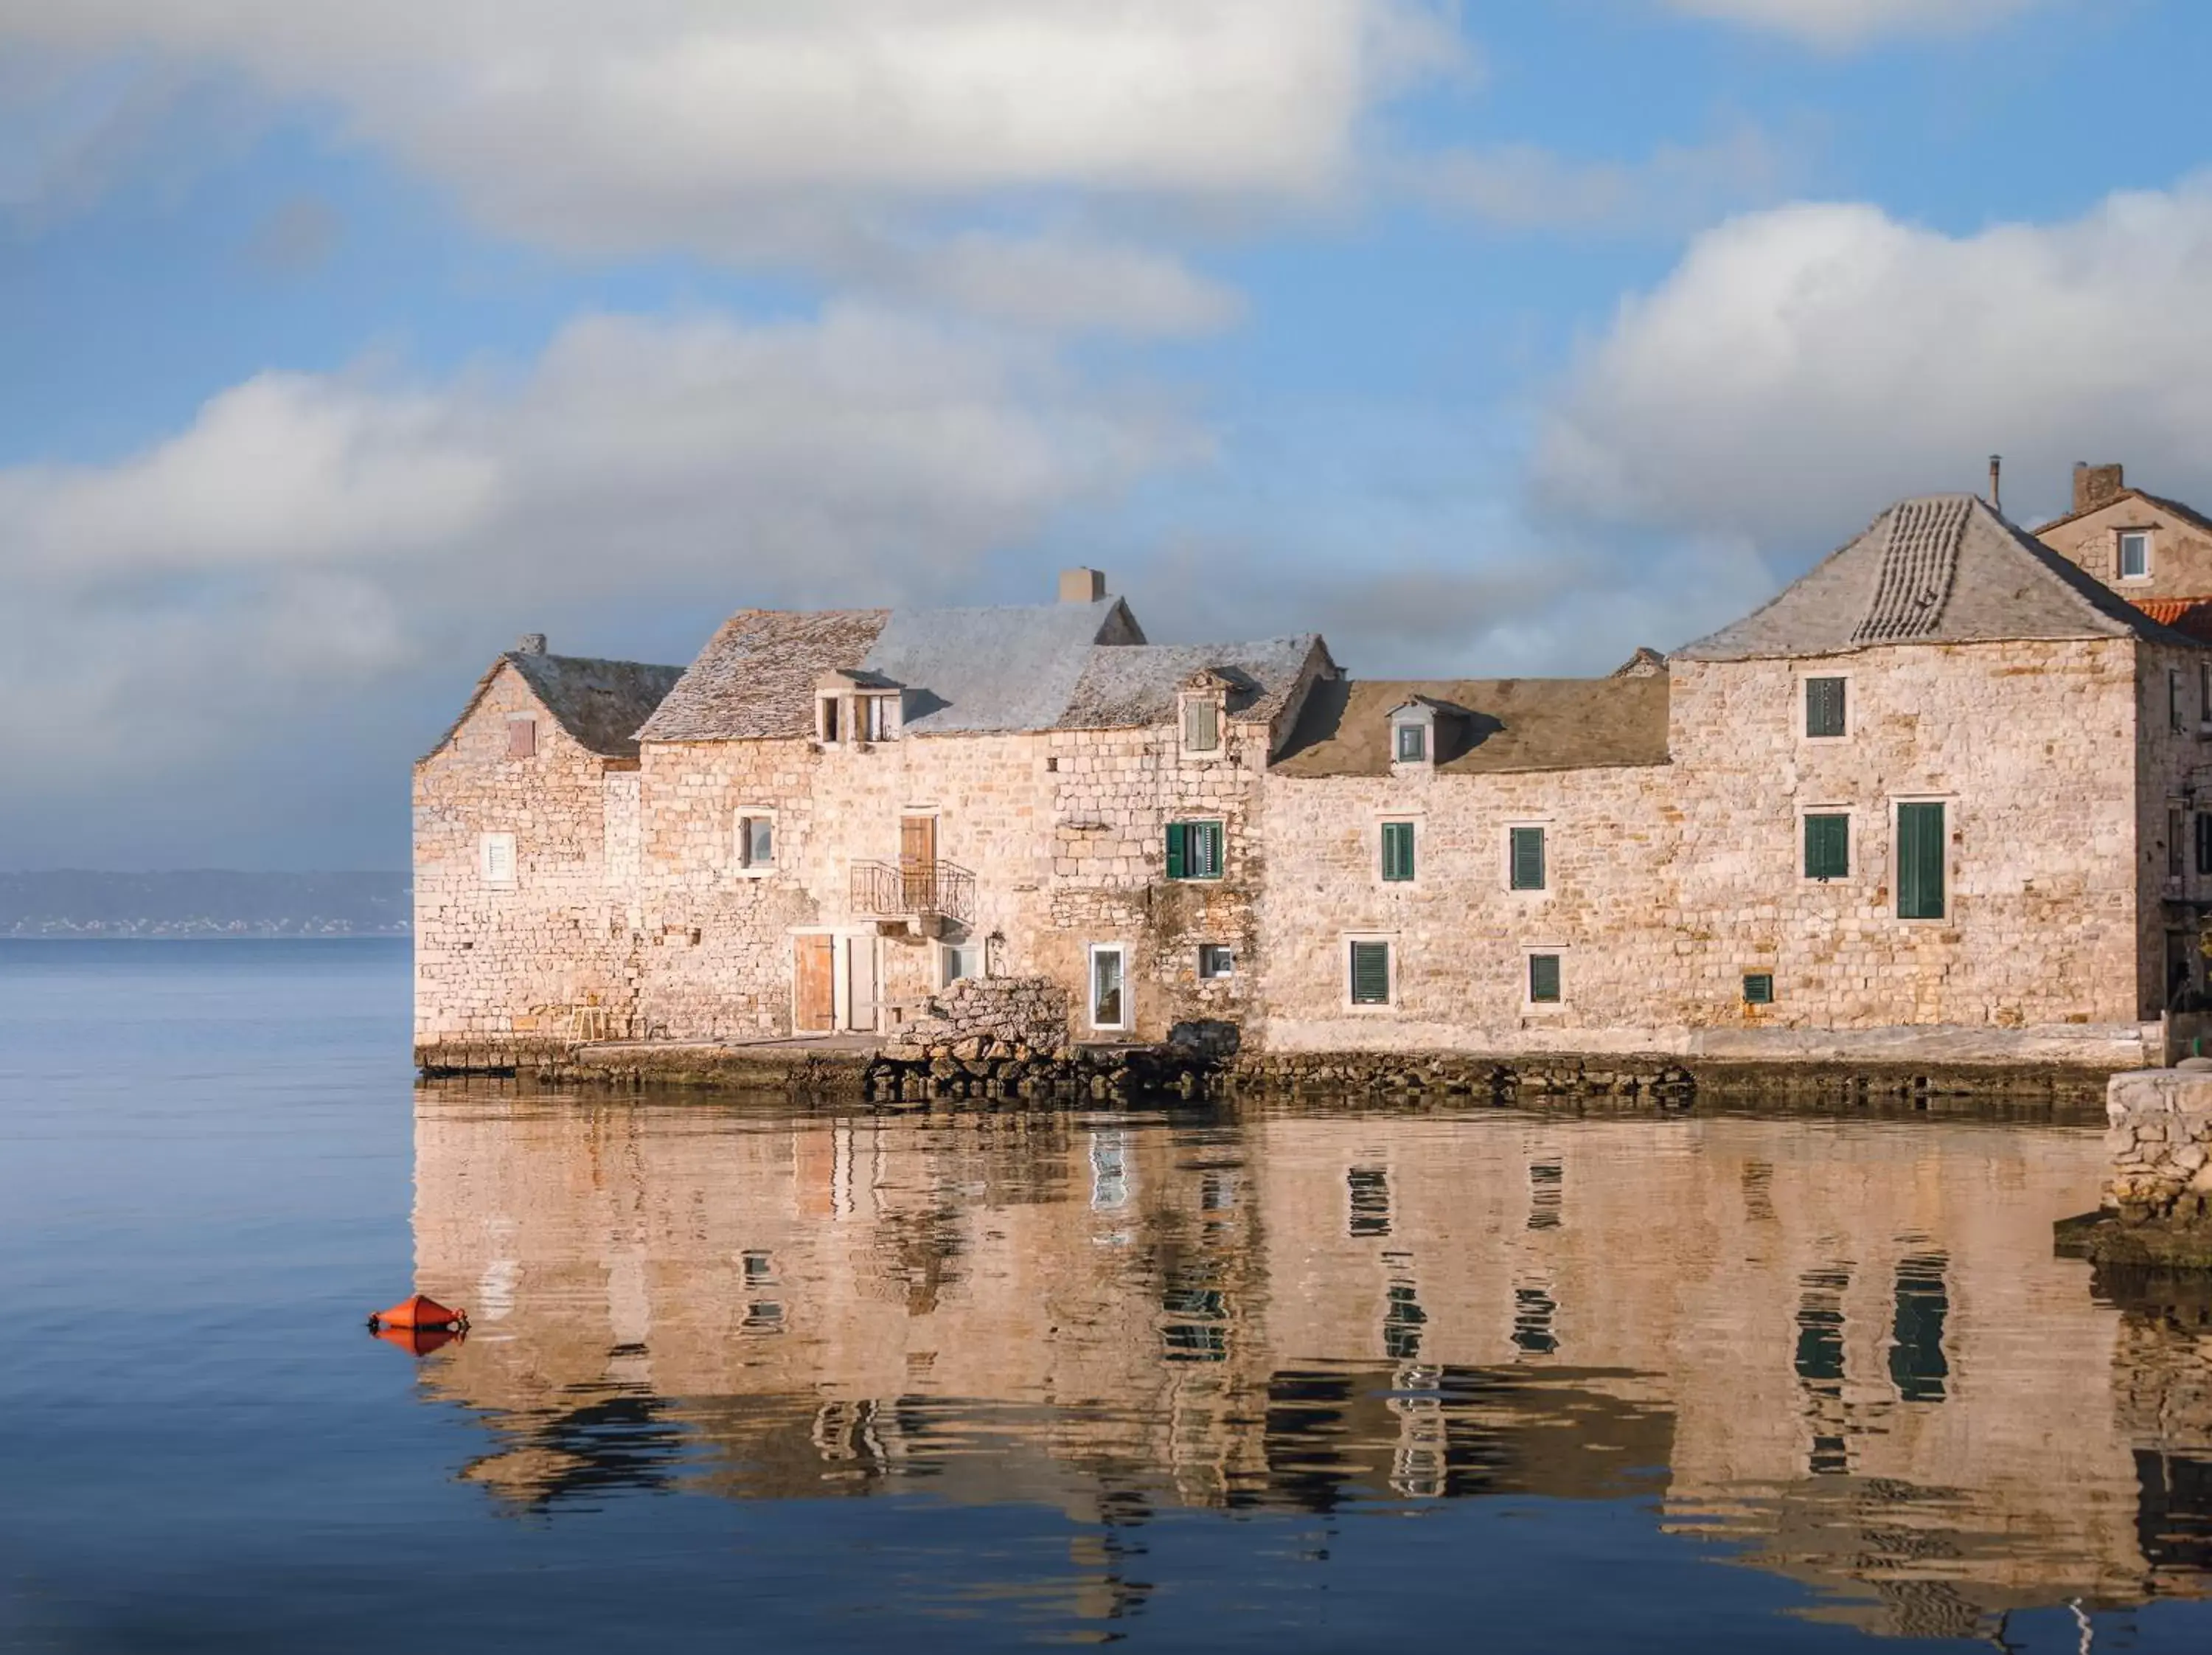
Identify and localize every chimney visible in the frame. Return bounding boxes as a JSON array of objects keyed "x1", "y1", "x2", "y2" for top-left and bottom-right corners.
[
  {"x1": 1058, "y1": 567, "x2": 1107, "y2": 605},
  {"x1": 1988, "y1": 454, "x2": 2002, "y2": 514},
  {"x1": 2073, "y1": 461, "x2": 2126, "y2": 515},
  {"x1": 517, "y1": 633, "x2": 548, "y2": 656}
]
